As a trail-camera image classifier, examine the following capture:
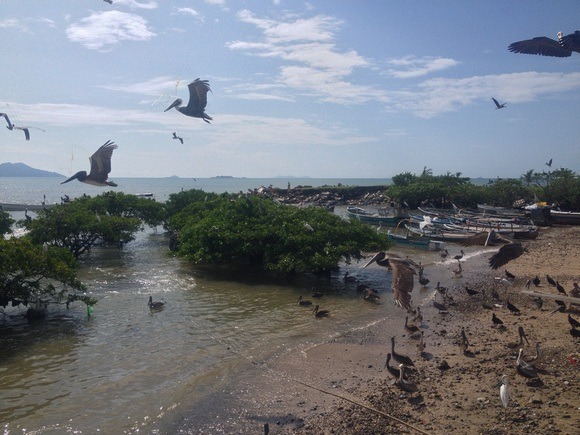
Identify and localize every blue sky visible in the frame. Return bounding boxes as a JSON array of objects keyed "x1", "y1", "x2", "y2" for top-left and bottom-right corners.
[{"x1": 1, "y1": 1, "x2": 579, "y2": 179}]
